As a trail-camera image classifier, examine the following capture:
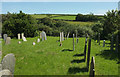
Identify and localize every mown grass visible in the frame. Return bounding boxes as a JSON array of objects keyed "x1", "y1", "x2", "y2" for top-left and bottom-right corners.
[{"x1": 2, "y1": 36, "x2": 118, "y2": 75}]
